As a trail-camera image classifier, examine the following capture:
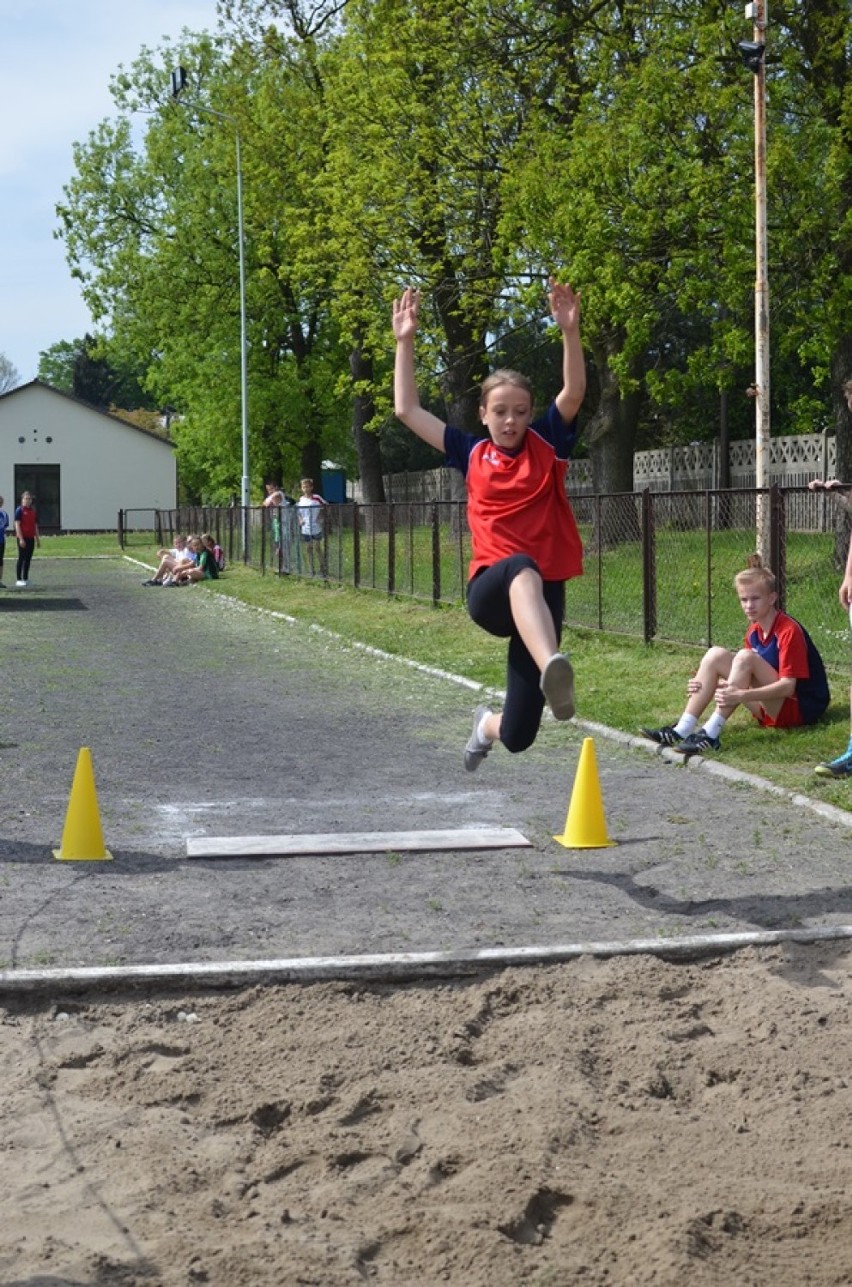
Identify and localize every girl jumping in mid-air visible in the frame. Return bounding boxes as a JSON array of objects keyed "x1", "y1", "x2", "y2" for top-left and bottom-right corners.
[{"x1": 391, "y1": 277, "x2": 586, "y2": 770}]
